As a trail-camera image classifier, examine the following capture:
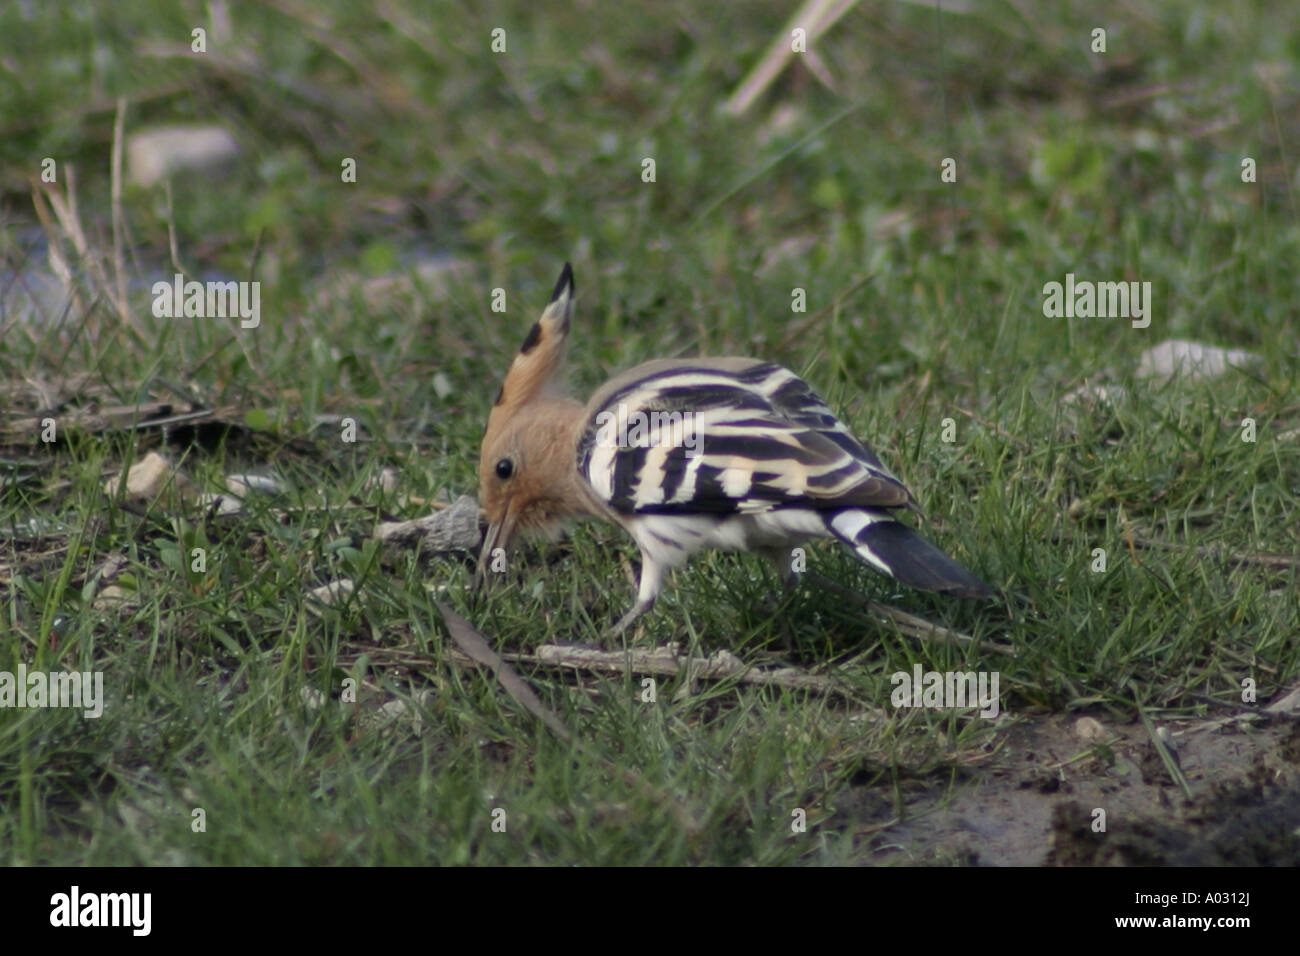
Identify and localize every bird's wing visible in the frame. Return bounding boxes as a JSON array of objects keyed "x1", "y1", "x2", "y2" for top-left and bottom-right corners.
[{"x1": 578, "y1": 361, "x2": 913, "y2": 516}]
